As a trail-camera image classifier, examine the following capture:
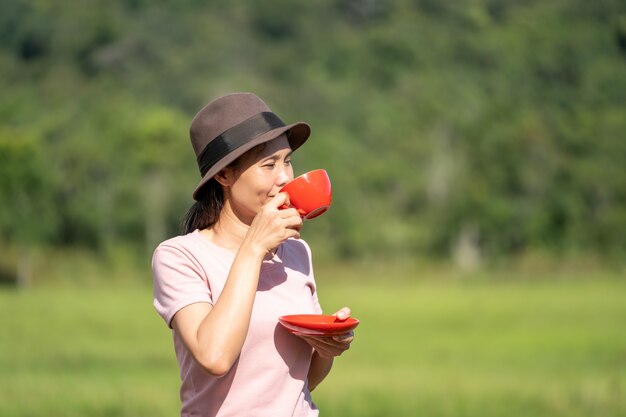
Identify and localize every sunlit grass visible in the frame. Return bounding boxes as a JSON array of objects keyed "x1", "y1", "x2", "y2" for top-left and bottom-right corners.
[
  {"x1": 314, "y1": 271, "x2": 626, "y2": 417},
  {"x1": 1, "y1": 265, "x2": 625, "y2": 417}
]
